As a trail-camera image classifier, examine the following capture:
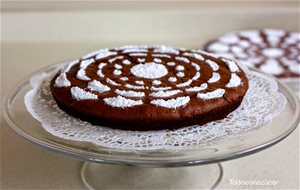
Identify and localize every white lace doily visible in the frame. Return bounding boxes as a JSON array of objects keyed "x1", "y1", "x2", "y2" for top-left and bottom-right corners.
[{"x1": 24, "y1": 68, "x2": 286, "y2": 151}]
